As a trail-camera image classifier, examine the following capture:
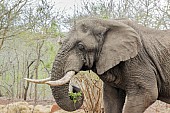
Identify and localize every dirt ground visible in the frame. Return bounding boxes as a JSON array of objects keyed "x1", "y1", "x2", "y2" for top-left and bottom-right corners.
[
  {"x1": 55, "y1": 101, "x2": 170, "y2": 113},
  {"x1": 145, "y1": 101, "x2": 170, "y2": 113},
  {"x1": 0, "y1": 97, "x2": 54, "y2": 106},
  {"x1": 52, "y1": 101, "x2": 170, "y2": 113},
  {"x1": 0, "y1": 97, "x2": 170, "y2": 113}
]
